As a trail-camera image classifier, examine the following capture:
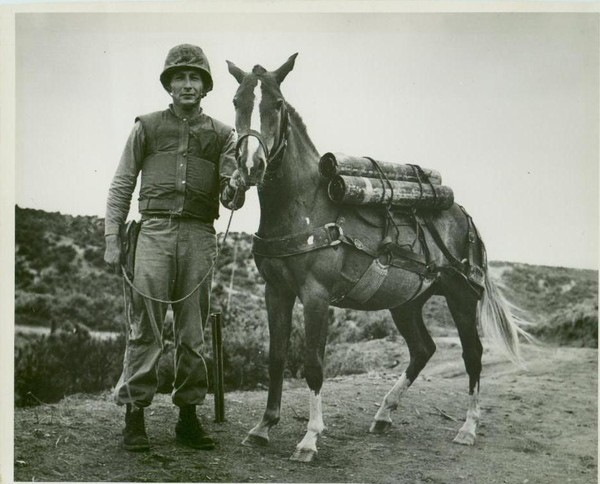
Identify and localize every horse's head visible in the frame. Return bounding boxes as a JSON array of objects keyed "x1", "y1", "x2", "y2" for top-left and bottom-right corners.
[{"x1": 227, "y1": 53, "x2": 298, "y2": 186}]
